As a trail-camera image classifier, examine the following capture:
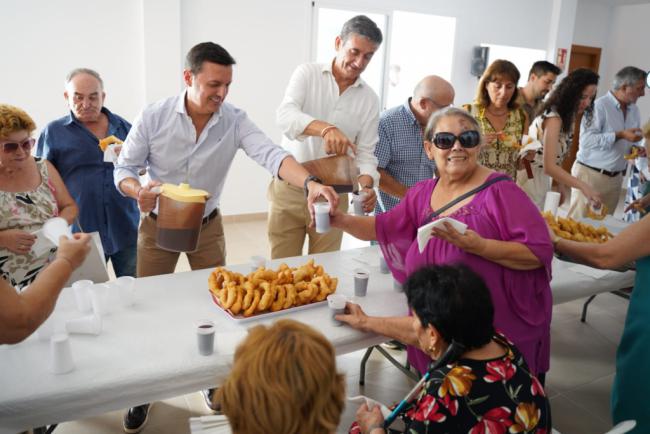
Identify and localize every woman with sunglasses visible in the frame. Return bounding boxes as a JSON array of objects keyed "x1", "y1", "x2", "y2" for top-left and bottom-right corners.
[
  {"x1": 350, "y1": 265, "x2": 551, "y2": 434},
  {"x1": 517, "y1": 68, "x2": 602, "y2": 208},
  {"x1": 0, "y1": 104, "x2": 77, "y2": 289},
  {"x1": 332, "y1": 107, "x2": 552, "y2": 380},
  {"x1": 463, "y1": 60, "x2": 529, "y2": 180}
]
